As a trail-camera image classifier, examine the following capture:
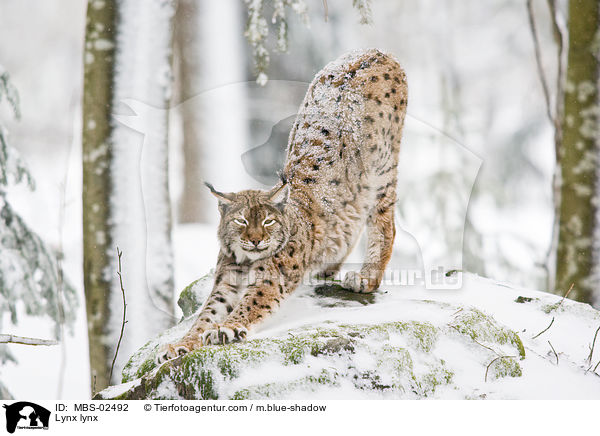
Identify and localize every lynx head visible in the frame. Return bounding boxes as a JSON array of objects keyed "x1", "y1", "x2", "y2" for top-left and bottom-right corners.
[{"x1": 205, "y1": 182, "x2": 290, "y2": 263}]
